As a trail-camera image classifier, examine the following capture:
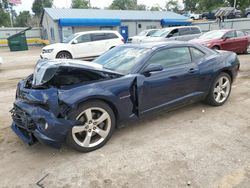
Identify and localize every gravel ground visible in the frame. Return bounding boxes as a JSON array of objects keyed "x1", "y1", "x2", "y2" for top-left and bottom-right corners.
[{"x1": 0, "y1": 47, "x2": 250, "y2": 188}]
